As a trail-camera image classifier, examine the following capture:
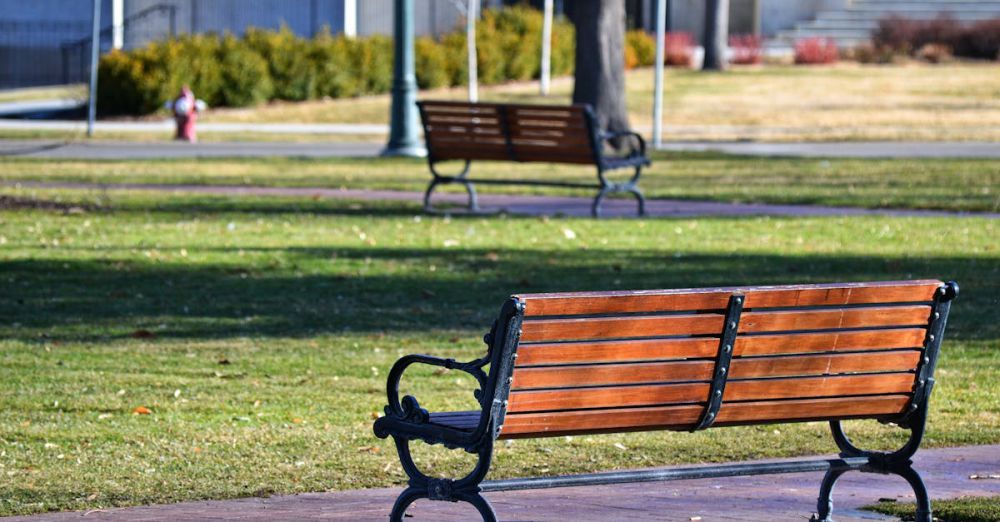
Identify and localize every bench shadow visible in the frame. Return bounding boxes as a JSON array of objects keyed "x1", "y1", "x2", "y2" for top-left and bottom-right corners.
[{"x1": 1, "y1": 246, "x2": 994, "y2": 343}]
